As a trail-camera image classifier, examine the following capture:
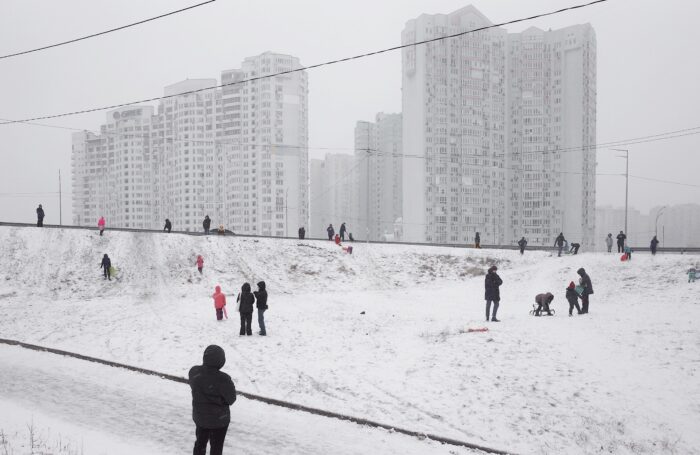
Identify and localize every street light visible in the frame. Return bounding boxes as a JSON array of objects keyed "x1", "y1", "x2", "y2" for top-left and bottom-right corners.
[
  {"x1": 611, "y1": 148, "x2": 629, "y2": 238},
  {"x1": 655, "y1": 206, "x2": 666, "y2": 237}
]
